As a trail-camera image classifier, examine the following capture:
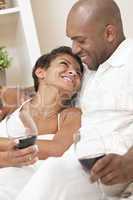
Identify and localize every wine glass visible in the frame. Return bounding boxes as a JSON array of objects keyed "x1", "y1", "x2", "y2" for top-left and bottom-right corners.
[
  {"x1": 6, "y1": 110, "x2": 38, "y2": 149},
  {"x1": 73, "y1": 128, "x2": 107, "y2": 200},
  {"x1": 74, "y1": 127, "x2": 131, "y2": 200}
]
